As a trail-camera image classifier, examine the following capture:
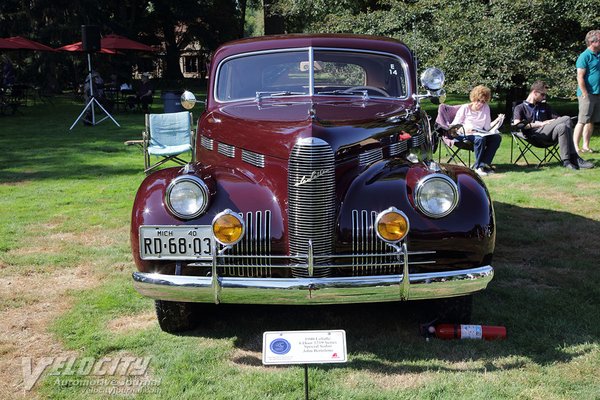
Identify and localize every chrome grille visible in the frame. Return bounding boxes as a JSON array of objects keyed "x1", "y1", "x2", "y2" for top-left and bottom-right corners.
[
  {"x1": 389, "y1": 140, "x2": 408, "y2": 156},
  {"x1": 358, "y1": 148, "x2": 383, "y2": 167},
  {"x1": 241, "y1": 149, "x2": 265, "y2": 168},
  {"x1": 200, "y1": 136, "x2": 214, "y2": 150},
  {"x1": 351, "y1": 210, "x2": 400, "y2": 275},
  {"x1": 222, "y1": 210, "x2": 272, "y2": 277},
  {"x1": 218, "y1": 142, "x2": 236, "y2": 158},
  {"x1": 288, "y1": 138, "x2": 335, "y2": 278}
]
